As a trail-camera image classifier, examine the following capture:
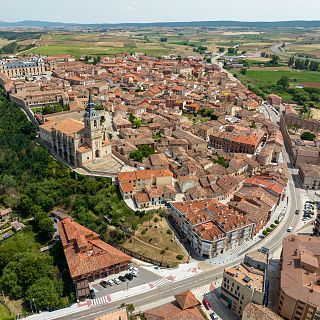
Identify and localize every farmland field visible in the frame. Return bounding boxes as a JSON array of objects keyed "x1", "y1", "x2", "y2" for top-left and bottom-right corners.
[
  {"x1": 0, "y1": 27, "x2": 317, "y2": 60},
  {"x1": 244, "y1": 69, "x2": 320, "y2": 85}
]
